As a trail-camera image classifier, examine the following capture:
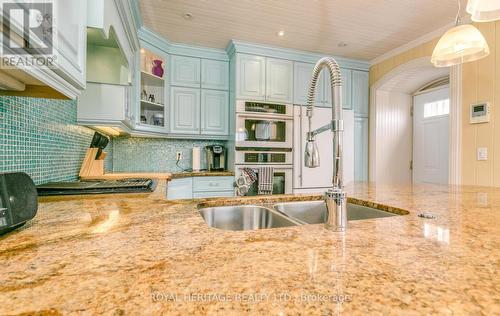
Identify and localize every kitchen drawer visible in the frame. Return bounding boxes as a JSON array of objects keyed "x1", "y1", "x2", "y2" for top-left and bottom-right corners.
[
  {"x1": 167, "y1": 178, "x2": 193, "y2": 200},
  {"x1": 193, "y1": 176, "x2": 234, "y2": 192},
  {"x1": 193, "y1": 190, "x2": 235, "y2": 199}
]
